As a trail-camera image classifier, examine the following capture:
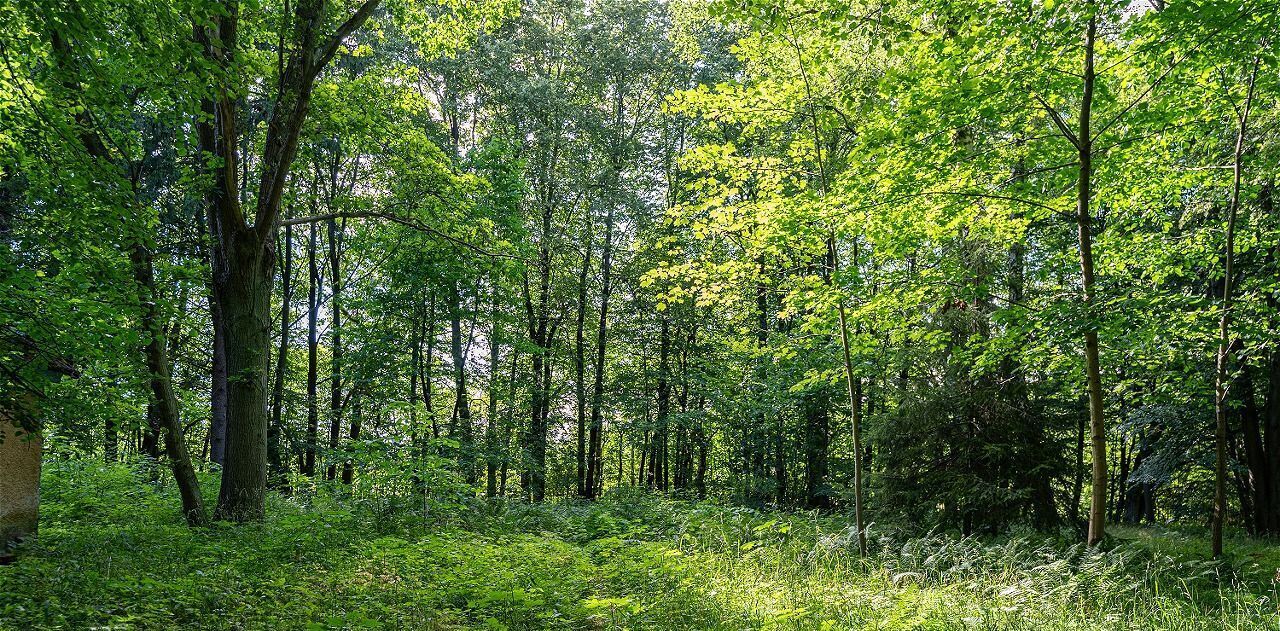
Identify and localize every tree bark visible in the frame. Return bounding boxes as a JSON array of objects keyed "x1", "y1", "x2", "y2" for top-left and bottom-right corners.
[
  {"x1": 268, "y1": 223, "x2": 293, "y2": 488},
  {"x1": 522, "y1": 198, "x2": 558, "y2": 502},
  {"x1": 574, "y1": 230, "x2": 592, "y2": 497},
  {"x1": 448, "y1": 279, "x2": 473, "y2": 481},
  {"x1": 424, "y1": 293, "x2": 438, "y2": 439},
  {"x1": 326, "y1": 217, "x2": 343, "y2": 482},
  {"x1": 304, "y1": 223, "x2": 320, "y2": 478},
  {"x1": 198, "y1": 0, "x2": 382, "y2": 522},
  {"x1": 1065, "y1": 9, "x2": 1107, "y2": 547},
  {"x1": 131, "y1": 243, "x2": 208, "y2": 526},
  {"x1": 341, "y1": 397, "x2": 360, "y2": 485},
  {"x1": 209, "y1": 292, "x2": 228, "y2": 466},
  {"x1": 585, "y1": 204, "x2": 614, "y2": 499},
  {"x1": 0, "y1": 397, "x2": 42, "y2": 558},
  {"x1": 486, "y1": 286, "x2": 501, "y2": 498},
  {"x1": 1212, "y1": 58, "x2": 1257, "y2": 558}
]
